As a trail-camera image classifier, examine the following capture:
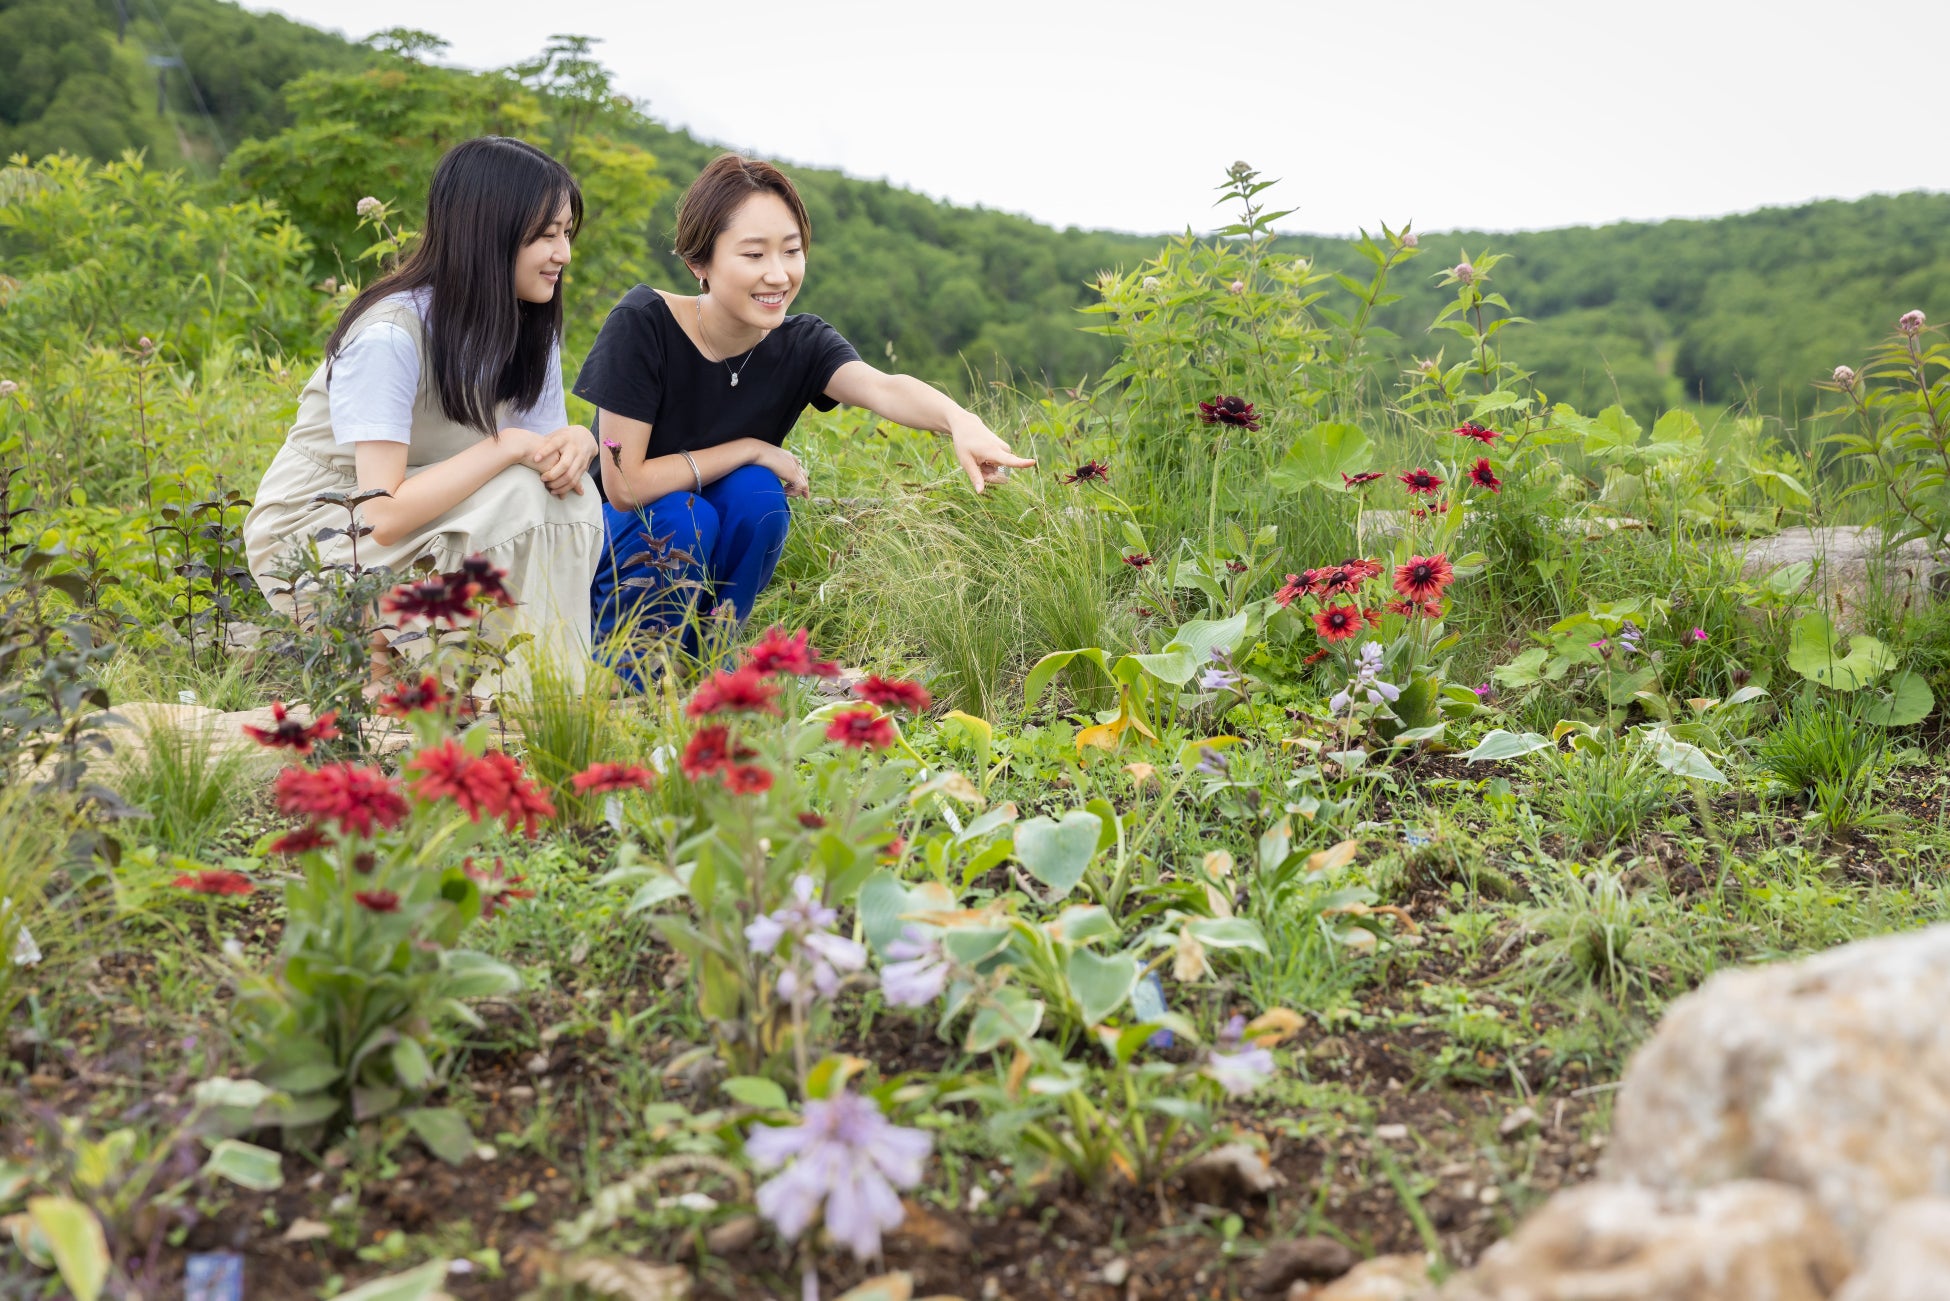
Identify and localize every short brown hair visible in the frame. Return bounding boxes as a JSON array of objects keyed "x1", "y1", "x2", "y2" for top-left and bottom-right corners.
[{"x1": 672, "y1": 154, "x2": 812, "y2": 268}]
